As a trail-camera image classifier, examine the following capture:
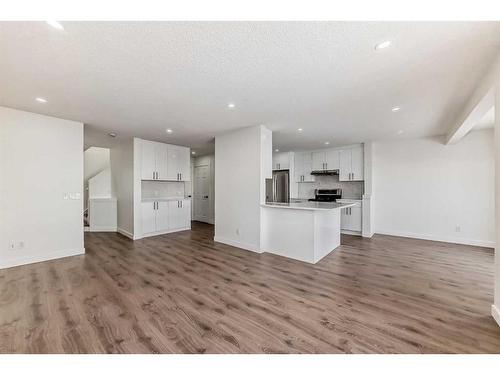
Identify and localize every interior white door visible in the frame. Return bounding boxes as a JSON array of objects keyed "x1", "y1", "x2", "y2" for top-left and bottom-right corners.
[
  {"x1": 350, "y1": 146, "x2": 364, "y2": 181},
  {"x1": 194, "y1": 165, "x2": 210, "y2": 222},
  {"x1": 141, "y1": 201, "x2": 156, "y2": 234},
  {"x1": 156, "y1": 201, "x2": 170, "y2": 232},
  {"x1": 141, "y1": 140, "x2": 156, "y2": 180},
  {"x1": 339, "y1": 149, "x2": 351, "y2": 181},
  {"x1": 312, "y1": 152, "x2": 325, "y2": 171}
]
